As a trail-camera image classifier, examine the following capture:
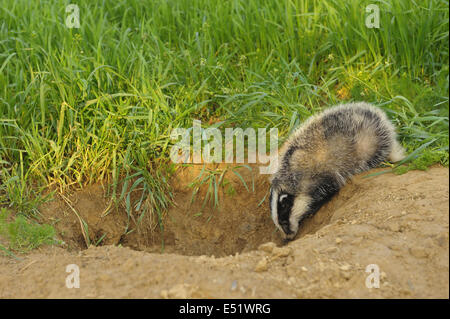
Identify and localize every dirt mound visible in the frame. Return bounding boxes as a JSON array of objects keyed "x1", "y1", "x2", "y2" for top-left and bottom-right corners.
[{"x1": 0, "y1": 166, "x2": 448, "y2": 298}]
